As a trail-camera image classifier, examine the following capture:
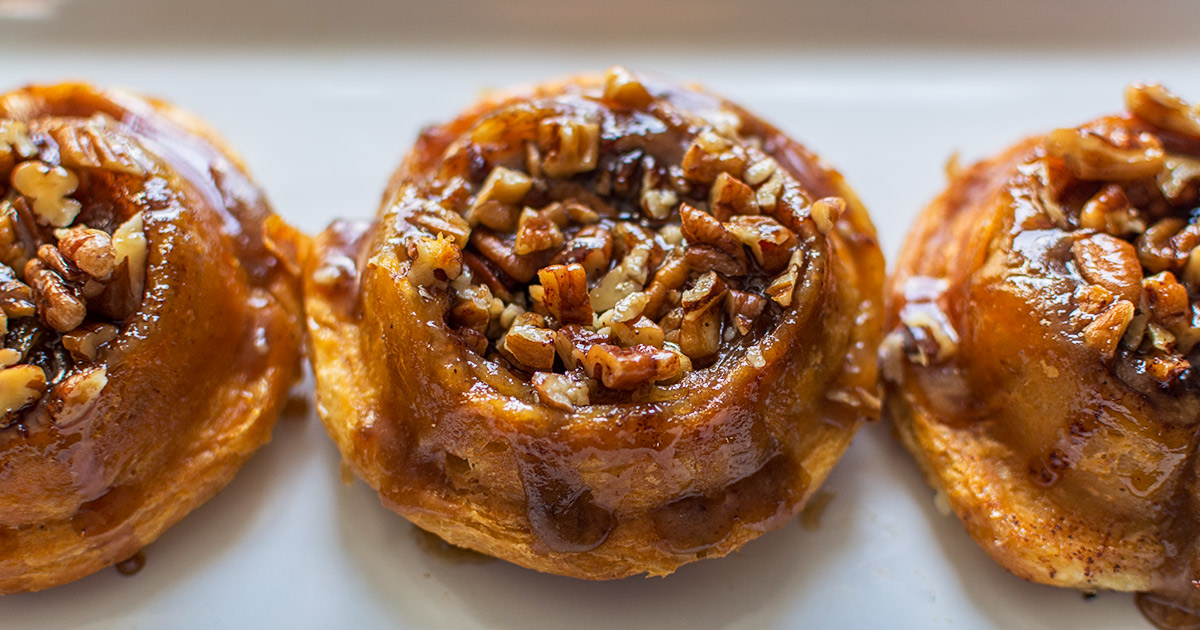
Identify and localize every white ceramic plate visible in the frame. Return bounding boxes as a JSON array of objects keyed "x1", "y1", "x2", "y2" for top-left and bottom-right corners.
[{"x1": 1, "y1": 1, "x2": 1198, "y2": 627}]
